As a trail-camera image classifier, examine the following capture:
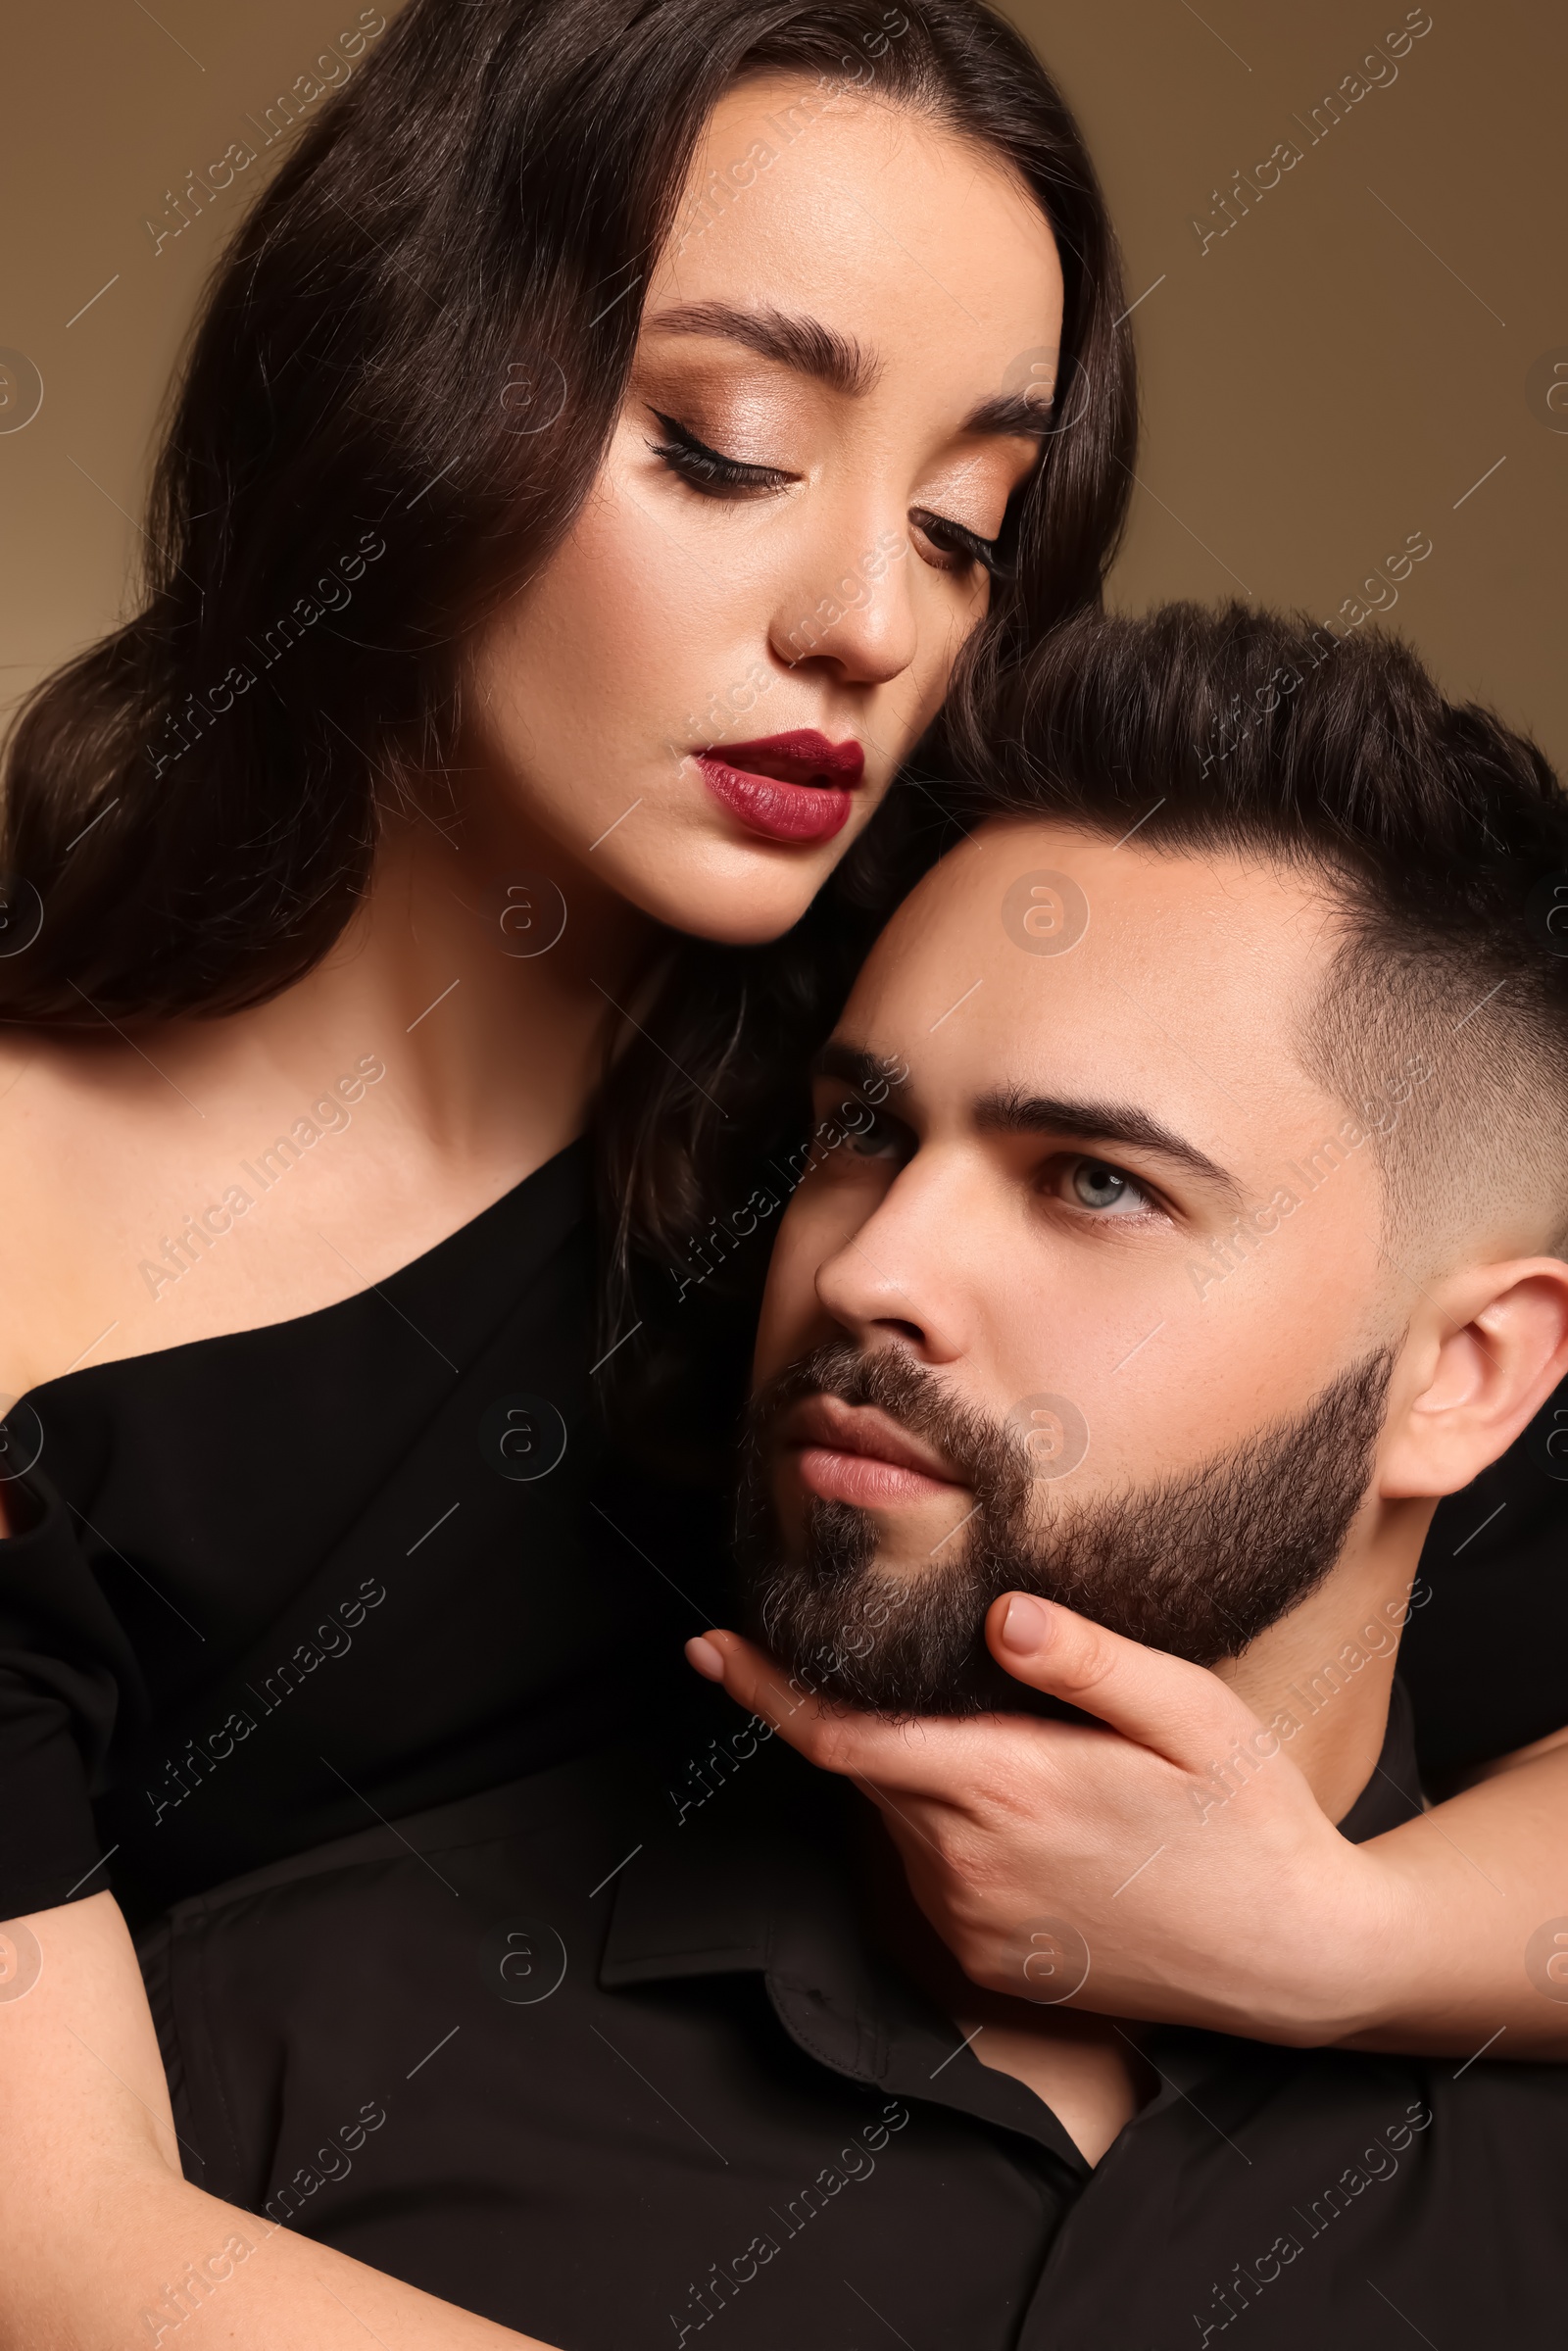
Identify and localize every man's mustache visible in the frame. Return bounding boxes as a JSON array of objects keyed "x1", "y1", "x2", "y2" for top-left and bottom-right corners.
[{"x1": 743, "y1": 1339, "x2": 1029, "y2": 1511}]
